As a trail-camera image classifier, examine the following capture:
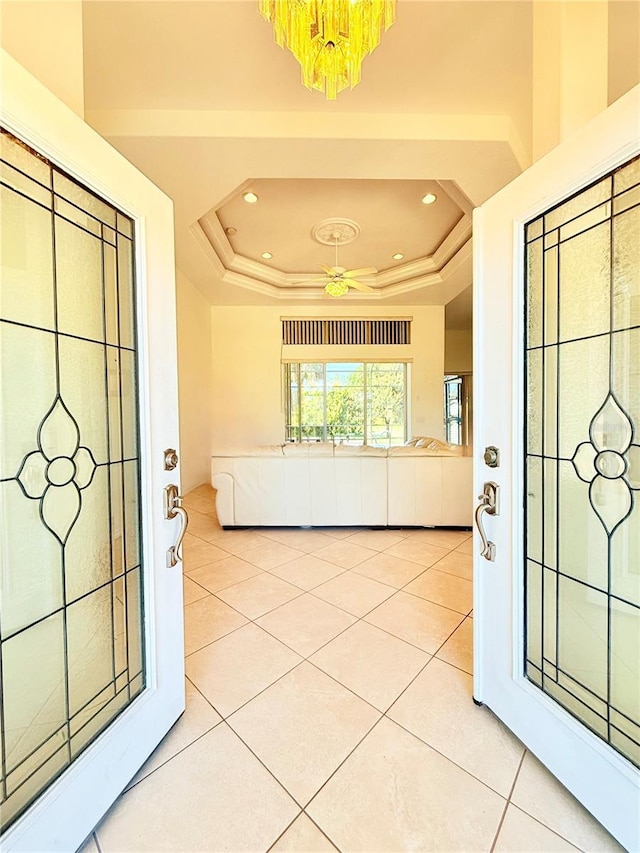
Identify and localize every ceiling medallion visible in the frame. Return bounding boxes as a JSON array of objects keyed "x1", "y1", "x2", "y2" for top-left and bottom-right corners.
[
  {"x1": 312, "y1": 218, "x2": 360, "y2": 246},
  {"x1": 259, "y1": 0, "x2": 396, "y2": 100}
]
